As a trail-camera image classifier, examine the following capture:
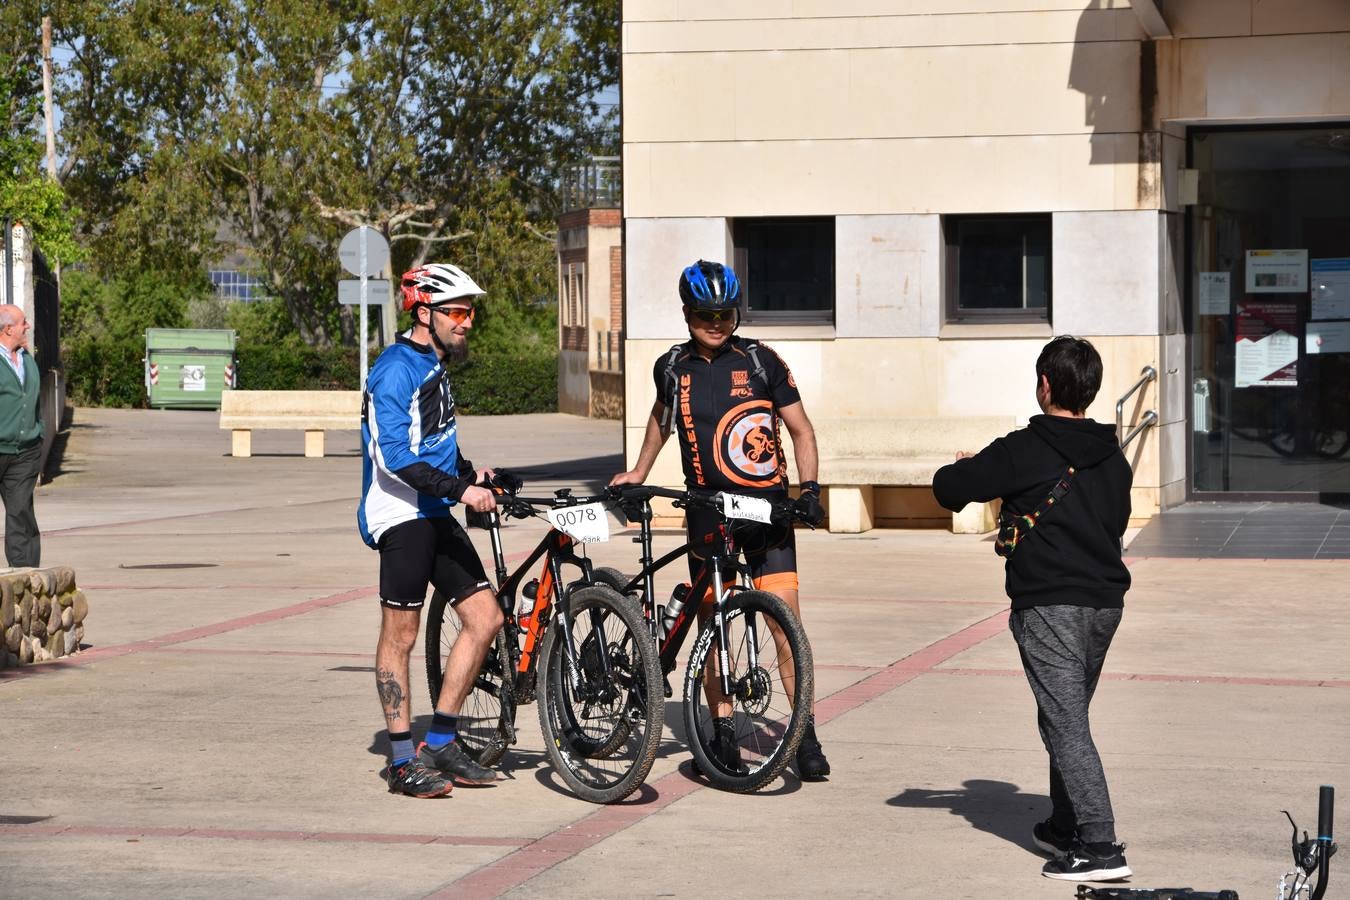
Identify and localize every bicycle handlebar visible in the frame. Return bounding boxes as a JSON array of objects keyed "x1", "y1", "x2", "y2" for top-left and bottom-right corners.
[
  {"x1": 1320, "y1": 785, "x2": 1334, "y2": 841},
  {"x1": 479, "y1": 476, "x2": 816, "y2": 528},
  {"x1": 605, "y1": 483, "x2": 814, "y2": 527}
]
